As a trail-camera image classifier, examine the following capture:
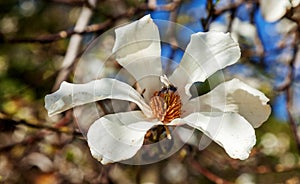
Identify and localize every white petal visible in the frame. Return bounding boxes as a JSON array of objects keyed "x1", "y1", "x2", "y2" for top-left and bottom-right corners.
[
  {"x1": 174, "y1": 126, "x2": 198, "y2": 147},
  {"x1": 112, "y1": 15, "x2": 162, "y2": 101},
  {"x1": 169, "y1": 31, "x2": 240, "y2": 98},
  {"x1": 45, "y1": 78, "x2": 152, "y2": 117},
  {"x1": 183, "y1": 78, "x2": 271, "y2": 128},
  {"x1": 292, "y1": 0, "x2": 300, "y2": 6},
  {"x1": 87, "y1": 111, "x2": 159, "y2": 164},
  {"x1": 231, "y1": 18, "x2": 257, "y2": 44},
  {"x1": 183, "y1": 112, "x2": 256, "y2": 160},
  {"x1": 259, "y1": 0, "x2": 299, "y2": 22}
]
